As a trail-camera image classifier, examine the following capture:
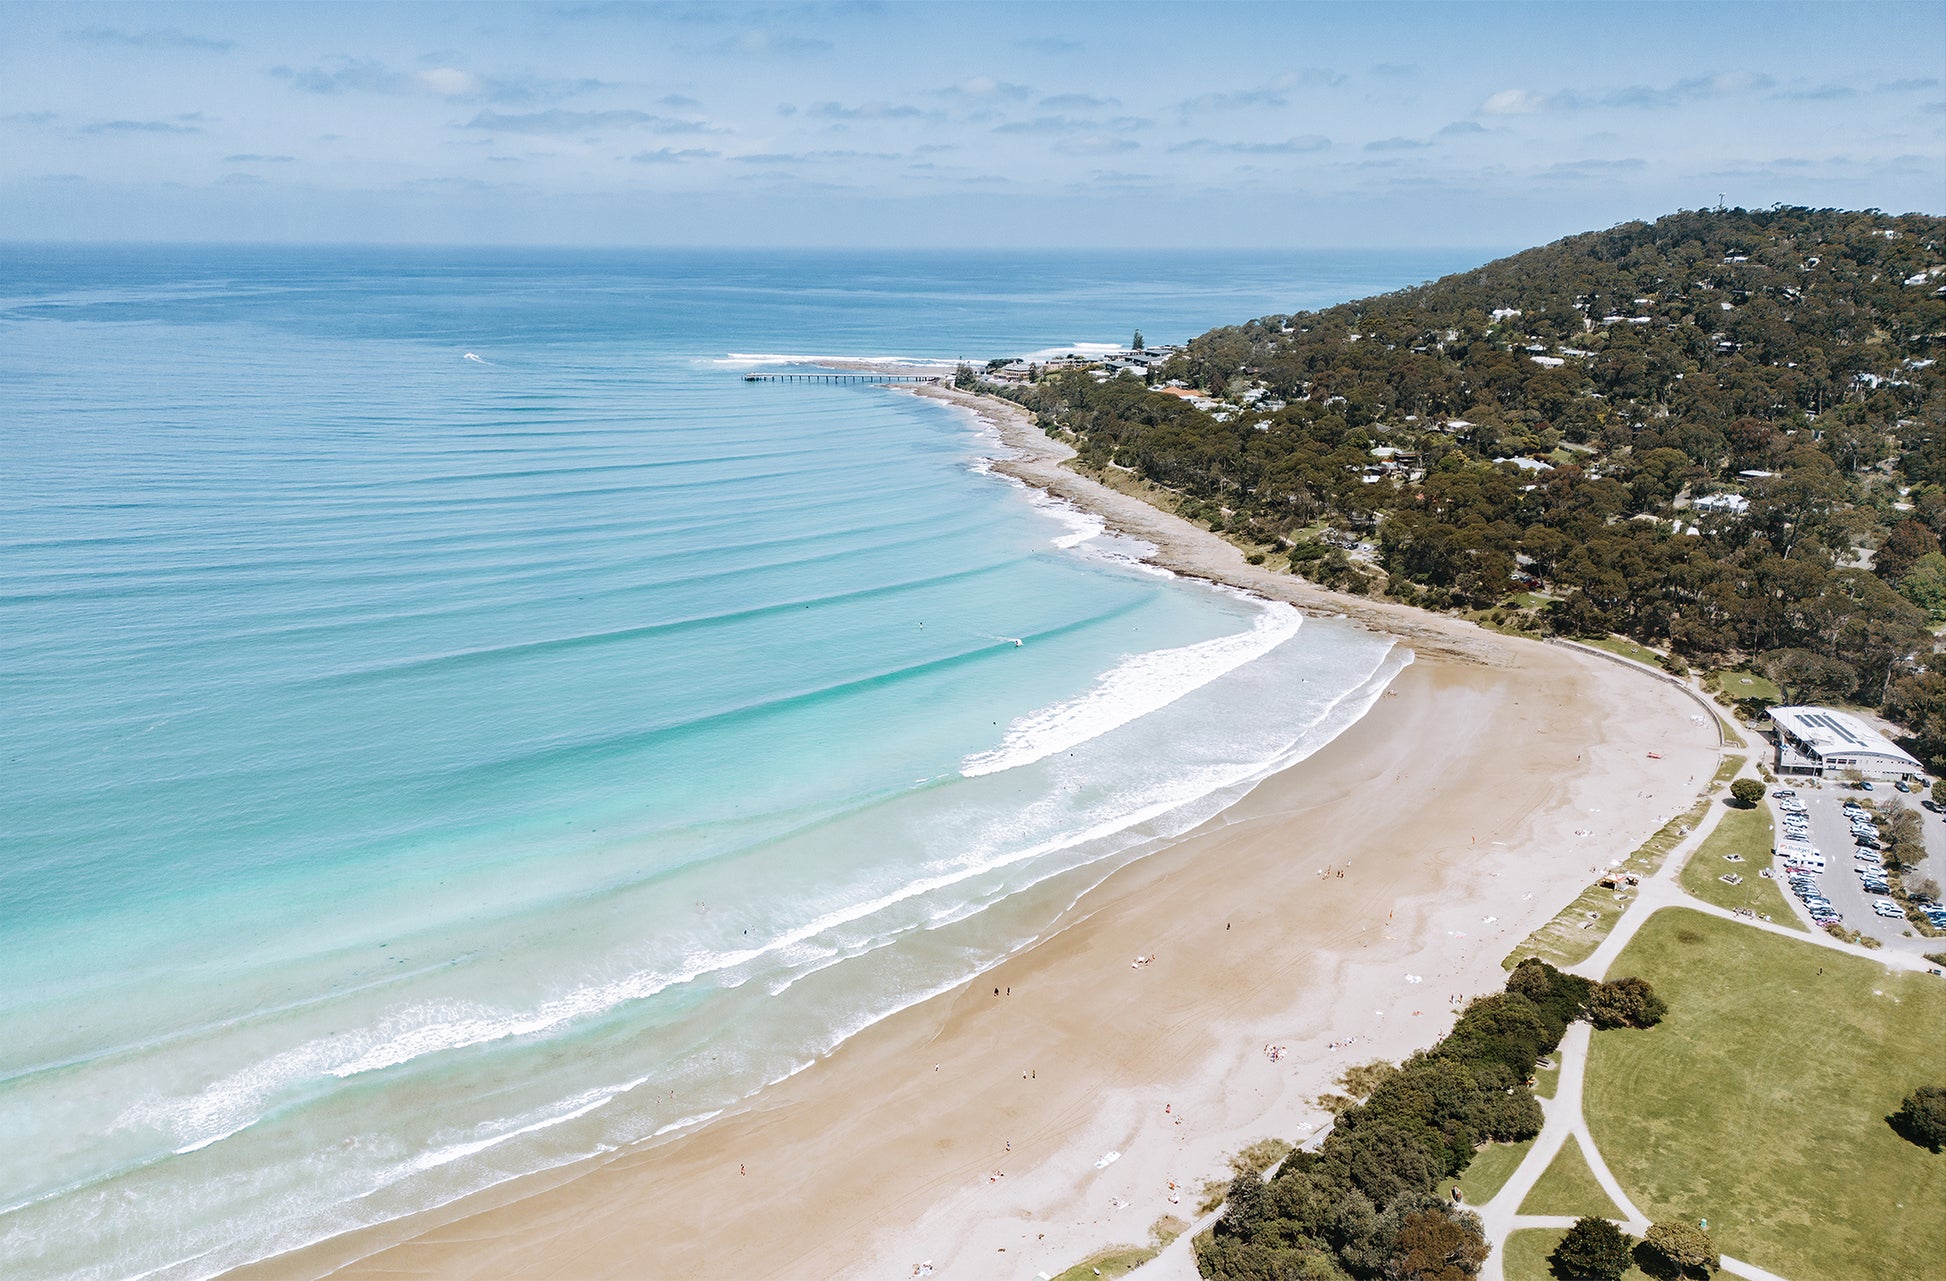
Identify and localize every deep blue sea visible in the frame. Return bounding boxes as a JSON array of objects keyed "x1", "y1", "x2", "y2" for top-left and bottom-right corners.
[{"x1": 0, "y1": 245, "x2": 1480, "y2": 1279}]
